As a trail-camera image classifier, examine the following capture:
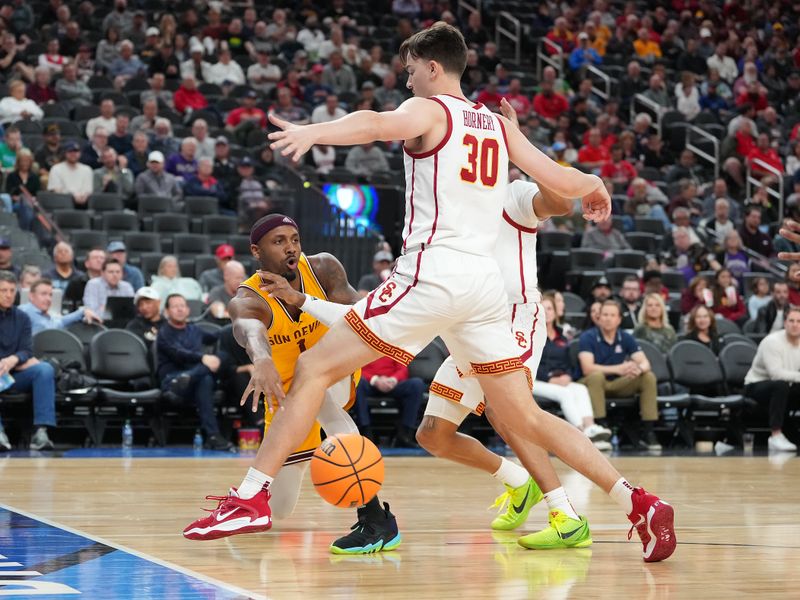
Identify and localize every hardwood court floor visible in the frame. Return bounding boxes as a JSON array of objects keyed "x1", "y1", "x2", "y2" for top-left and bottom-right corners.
[{"x1": 2, "y1": 454, "x2": 799, "y2": 599}]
